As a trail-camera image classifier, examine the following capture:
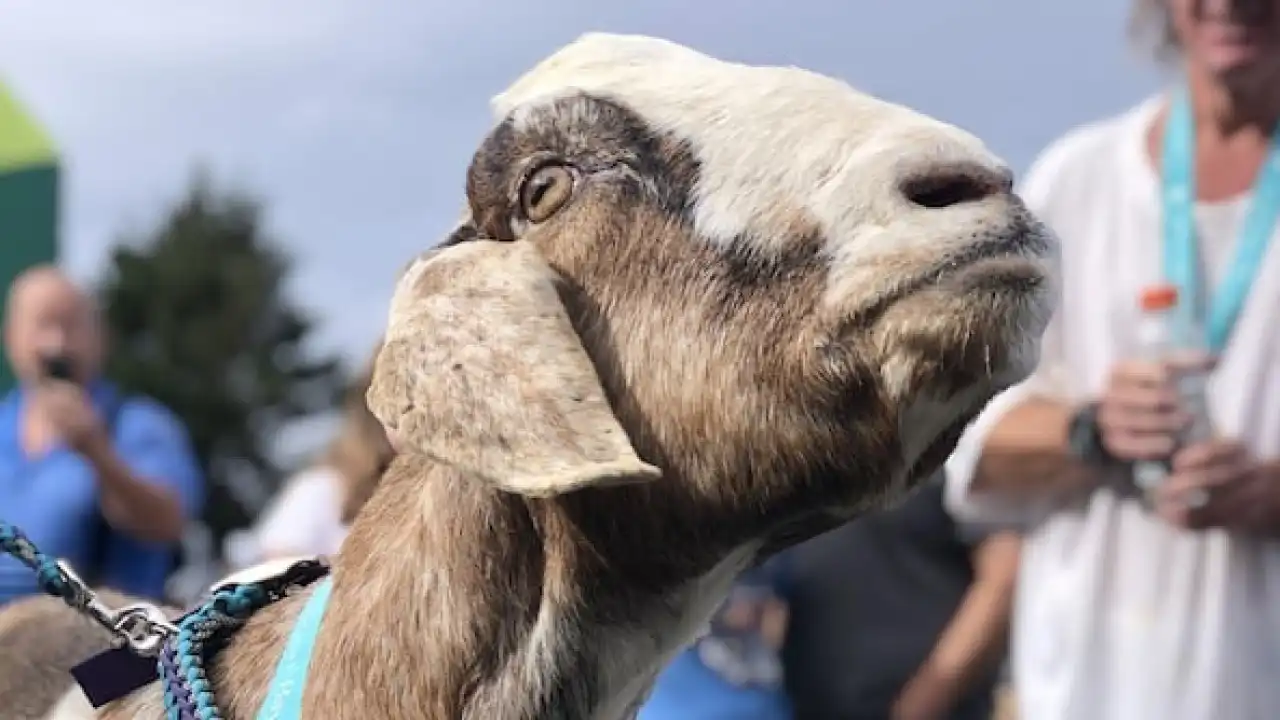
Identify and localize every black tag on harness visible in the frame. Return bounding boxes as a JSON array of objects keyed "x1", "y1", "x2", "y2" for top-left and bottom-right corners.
[
  {"x1": 70, "y1": 557, "x2": 332, "y2": 708},
  {"x1": 71, "y1": 646, "x2": 160, "y2": 708}
]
